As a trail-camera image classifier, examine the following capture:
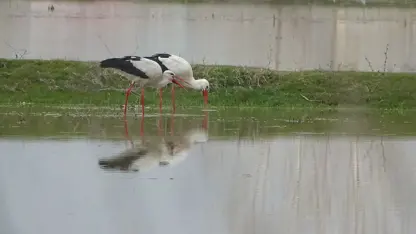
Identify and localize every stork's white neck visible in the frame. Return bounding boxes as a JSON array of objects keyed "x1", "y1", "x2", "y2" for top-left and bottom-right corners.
[
  {"x1": 187, "y1": 78, "x2": 209, "y2": 90},
  {"x1": 188, "y1": 79, "x2": 201, "y2": 89}
]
